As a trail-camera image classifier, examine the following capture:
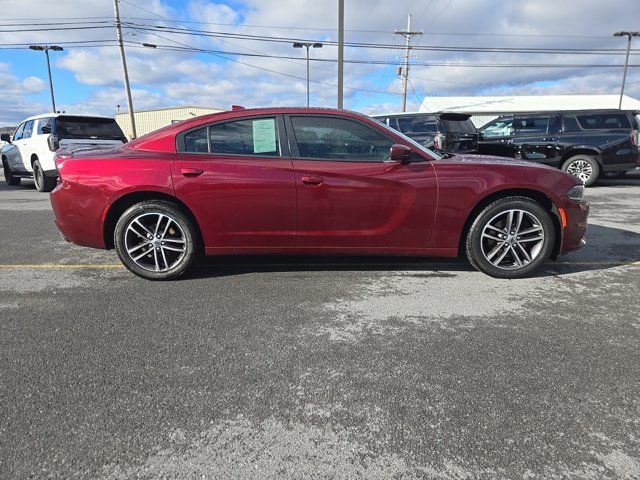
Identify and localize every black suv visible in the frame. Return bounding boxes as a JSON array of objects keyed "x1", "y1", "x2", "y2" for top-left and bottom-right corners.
[
  {"x1": 373, "y1": 112, "x2": 478, "y2": 153},
  {"x1": 477, "y1": 110, "x2": 639, "y2": 186}
]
